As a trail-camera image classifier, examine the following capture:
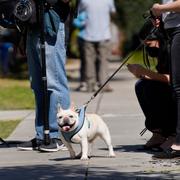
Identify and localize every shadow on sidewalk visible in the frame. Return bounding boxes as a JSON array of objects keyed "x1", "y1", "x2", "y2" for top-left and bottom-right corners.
[
  {"x1": 0, "y1": 140, "x2": 24, "y2": 148},
  {"x1": 0, "y1": 164, "x2": 178, "y2": 180},
  {"x1": 99, "y1": 144, "x2": 157, "y2": 155}
]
